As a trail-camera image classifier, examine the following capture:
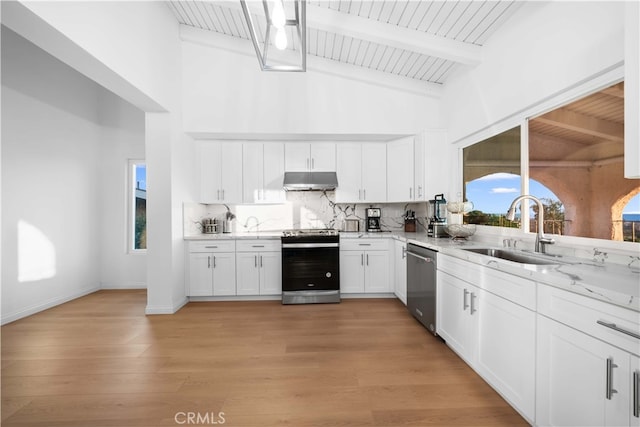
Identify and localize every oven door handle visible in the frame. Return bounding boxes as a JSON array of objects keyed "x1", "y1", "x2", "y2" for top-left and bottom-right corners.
[{"x1": 282, "y1": 243, "x2": 340, "y2": 249}]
